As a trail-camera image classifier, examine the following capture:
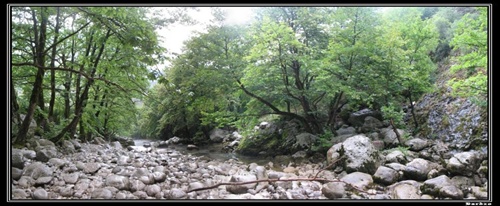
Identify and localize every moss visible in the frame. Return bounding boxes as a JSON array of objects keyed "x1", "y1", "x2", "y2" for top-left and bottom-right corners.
[{"x1": 441, "y1": 115, "x2": 450, "y2": 127}]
